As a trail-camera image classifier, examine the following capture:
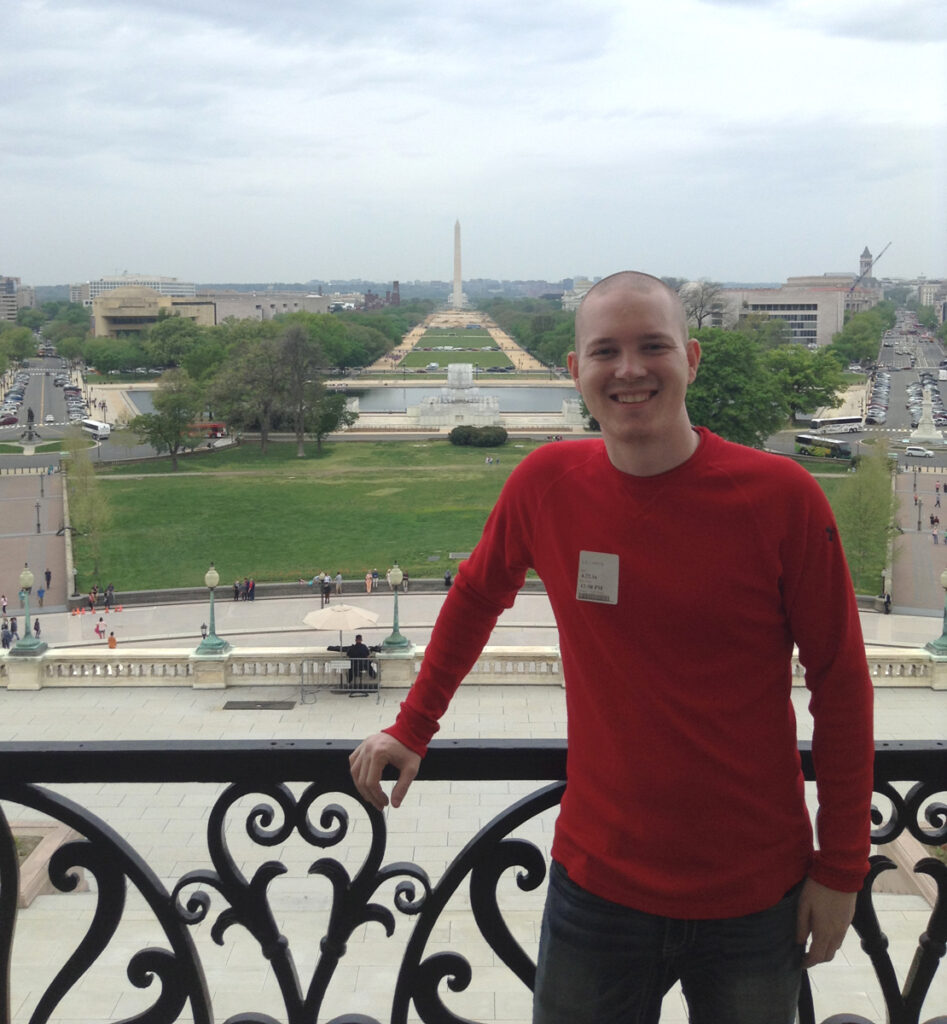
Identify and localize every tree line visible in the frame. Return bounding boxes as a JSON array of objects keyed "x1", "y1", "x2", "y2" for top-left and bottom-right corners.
[
  {"x1": 477, "y1": 293, "x2": 936, "y2": 447},
  {"x1": 16, "y1": 301, "x2": 432, "y2": 467}
]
